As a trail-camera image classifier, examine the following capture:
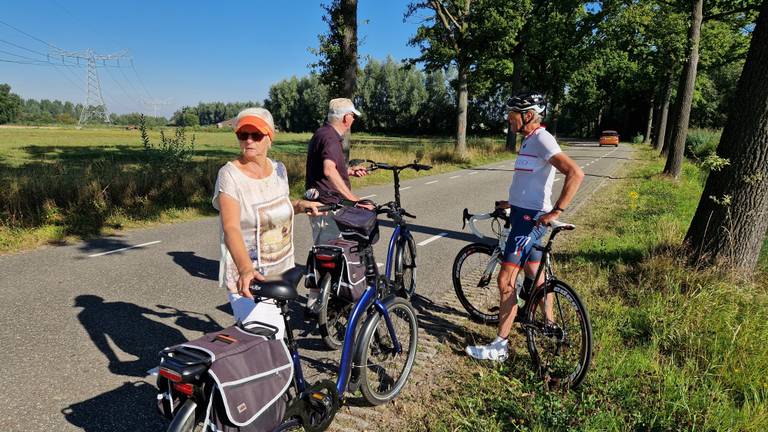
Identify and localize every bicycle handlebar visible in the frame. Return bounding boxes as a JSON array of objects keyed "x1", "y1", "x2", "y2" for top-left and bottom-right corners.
[
  {"x1": 462, "y1": 206, "x2": 576, "y2": 240},
  {"x1": 349, "y1": 159, "x2": 433, "y2": 173}
]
